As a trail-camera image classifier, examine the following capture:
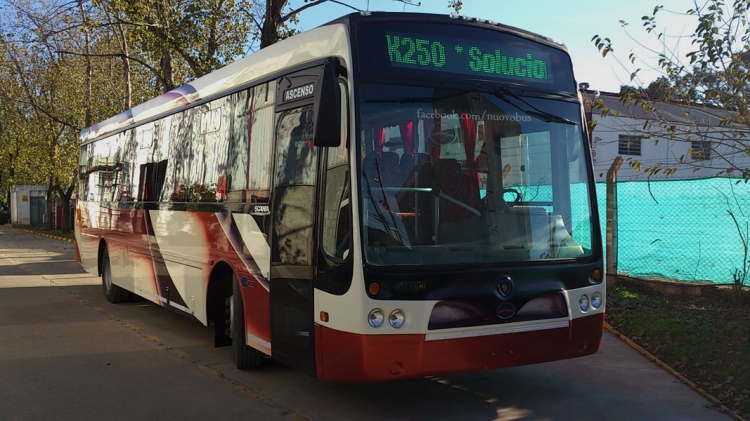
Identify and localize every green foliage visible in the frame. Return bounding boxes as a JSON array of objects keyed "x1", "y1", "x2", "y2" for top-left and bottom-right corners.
[
  {"x1": 0, "y1": 1, "x2": 85, "y2": 198},
  {"x1": 0, "y1": 0, "x2": 341, "y2": 211},
  {"x1": 448, "y1": 0, "x2": 463, "y2": 14},
  {"x1": 93, "y1": 0, "x2": 256, "y2": 91},
  {"x1": 591, "y1": 34, "x2": 613, "y2": 57}
]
